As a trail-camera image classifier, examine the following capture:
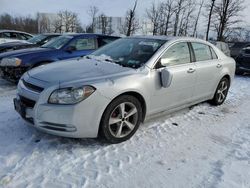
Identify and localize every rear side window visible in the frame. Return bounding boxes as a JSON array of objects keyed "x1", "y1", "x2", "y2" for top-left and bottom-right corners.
[
  {"x1": 192, "y1": 42, "x2": 213, "y2": 61},
  {"x1": 17, "y1": 33, "x2": 27, "y2": 40},
  {"x1": 10, "y1": 32, "x2": 19, "y2": 39},
  {"x1": 2, "y1": 32, "x2": 11, "y2": 38},
  {"x1": 69, "y1": 38, "x2": 96, "y2": 50},
  {"x1": 210, "y1": 47, "x2": 218, "y2": 59},
  {"x1": 161, "y1": 42, "x2": 191, "y2": 66},
  {"x1": 98, "y1": 37, "x2": 118, "y2": 47},
  {"x1": 20, "y1": 33, "x2": 32, "y2": 40}
]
